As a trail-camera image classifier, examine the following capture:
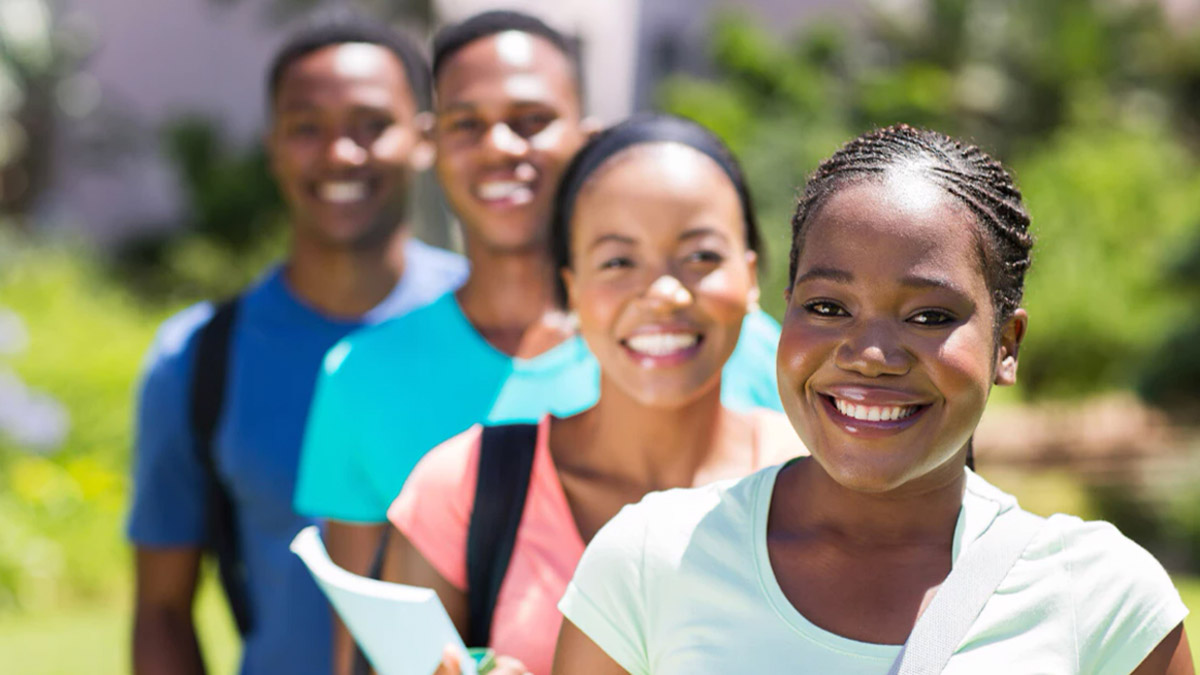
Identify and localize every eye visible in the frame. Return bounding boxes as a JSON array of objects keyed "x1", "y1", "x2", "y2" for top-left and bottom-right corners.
[
  {"x1": 683, "y1": 250, "x2": 725, "y2": 265},
  {"x1": 599, "y1": 256, "x2": 634, "y2": 271},
  {"x1": 908, "y1": 309, "x2": 956, "y2": 326},
  {"x1": 802, "y1": 300, "x2": 849, "y2": 317},
  {"x1": 360, "y1": 116, "x2": 392, "y2": 137},
  {"x1": 444, "y1": 116, "x2": 483, "y2": 134},
  {"x1": 510, "y1": 112, "x2": 555, "y2": 137},
  {"x1": 286, "y1": 120, "x2": 321, "y2": 138}
]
